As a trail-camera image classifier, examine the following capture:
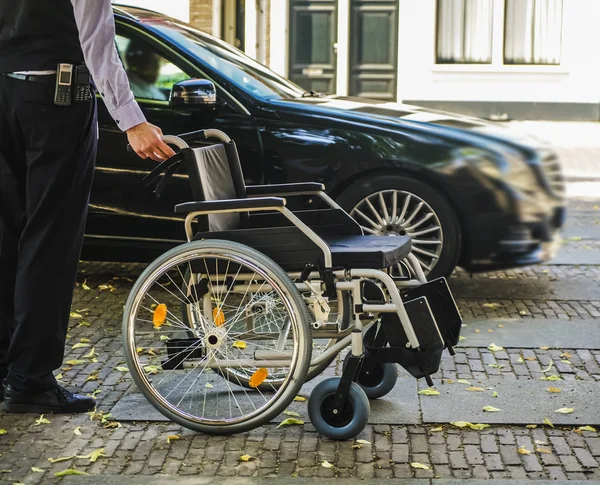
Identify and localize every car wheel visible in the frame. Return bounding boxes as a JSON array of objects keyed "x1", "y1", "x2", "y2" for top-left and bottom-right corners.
[{"x1": 336, "y1": 174, "x2": 461, "y2": 279}]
